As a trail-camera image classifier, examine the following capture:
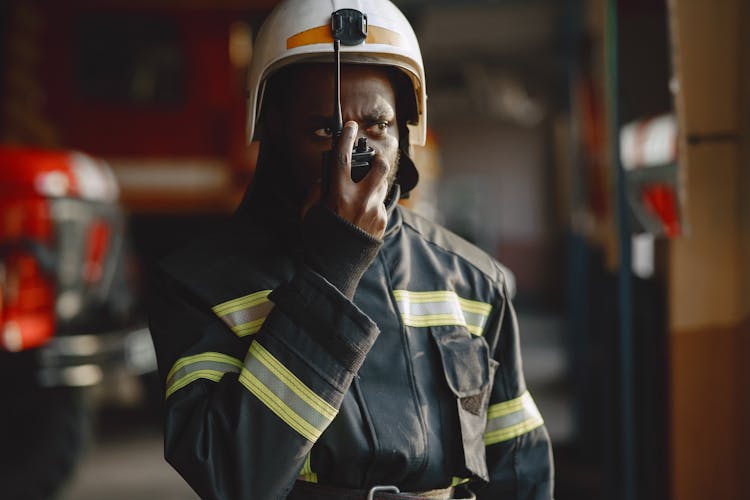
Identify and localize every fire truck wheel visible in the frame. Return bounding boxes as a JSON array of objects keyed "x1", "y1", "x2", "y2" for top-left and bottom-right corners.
[{"x1": 0, "y1": 386, "x2": 90, "y2": 500}]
